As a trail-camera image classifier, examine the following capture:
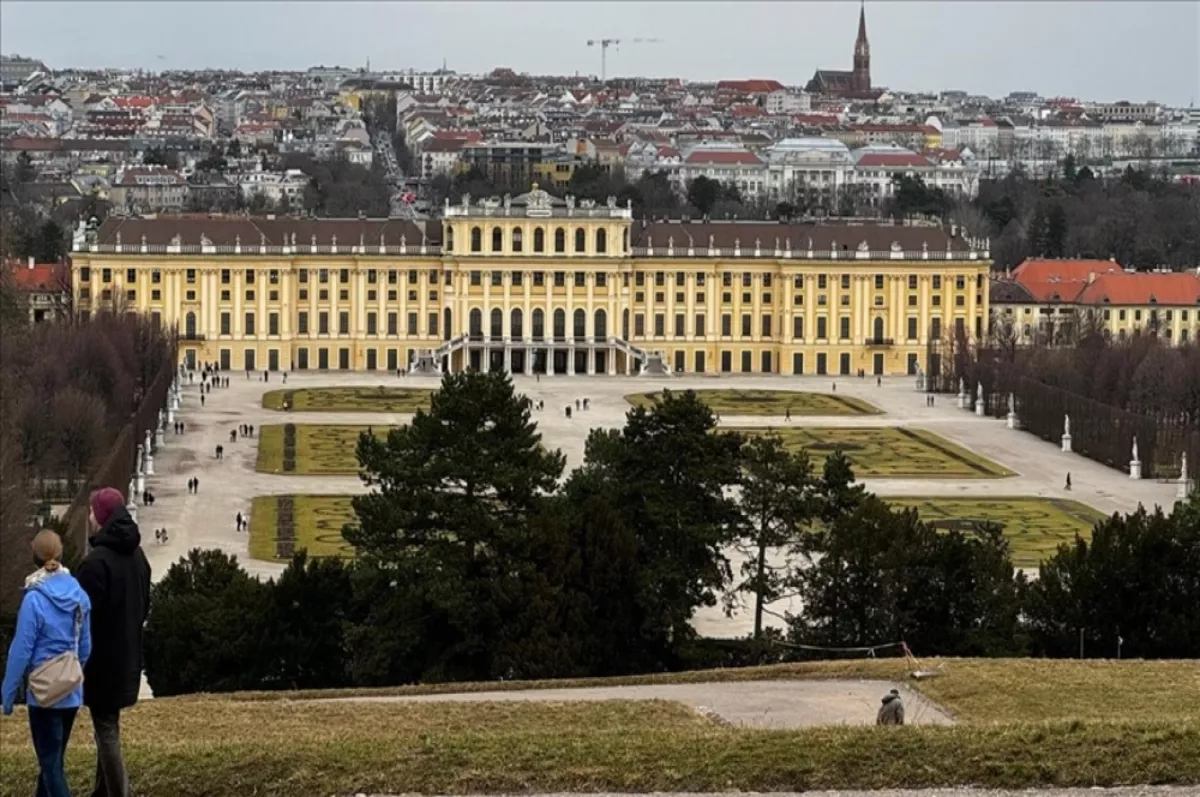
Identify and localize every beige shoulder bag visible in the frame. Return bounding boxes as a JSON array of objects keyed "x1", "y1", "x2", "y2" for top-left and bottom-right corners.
[{"x1": 27, "y1": 605, "x2": 84, "y2": 707}]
